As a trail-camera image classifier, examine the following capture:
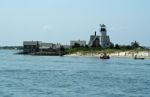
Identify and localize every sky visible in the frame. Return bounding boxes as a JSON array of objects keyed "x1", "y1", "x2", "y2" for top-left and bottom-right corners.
[{"x1": 0, "y1": 0, "x2": 150, "y2": 46}]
